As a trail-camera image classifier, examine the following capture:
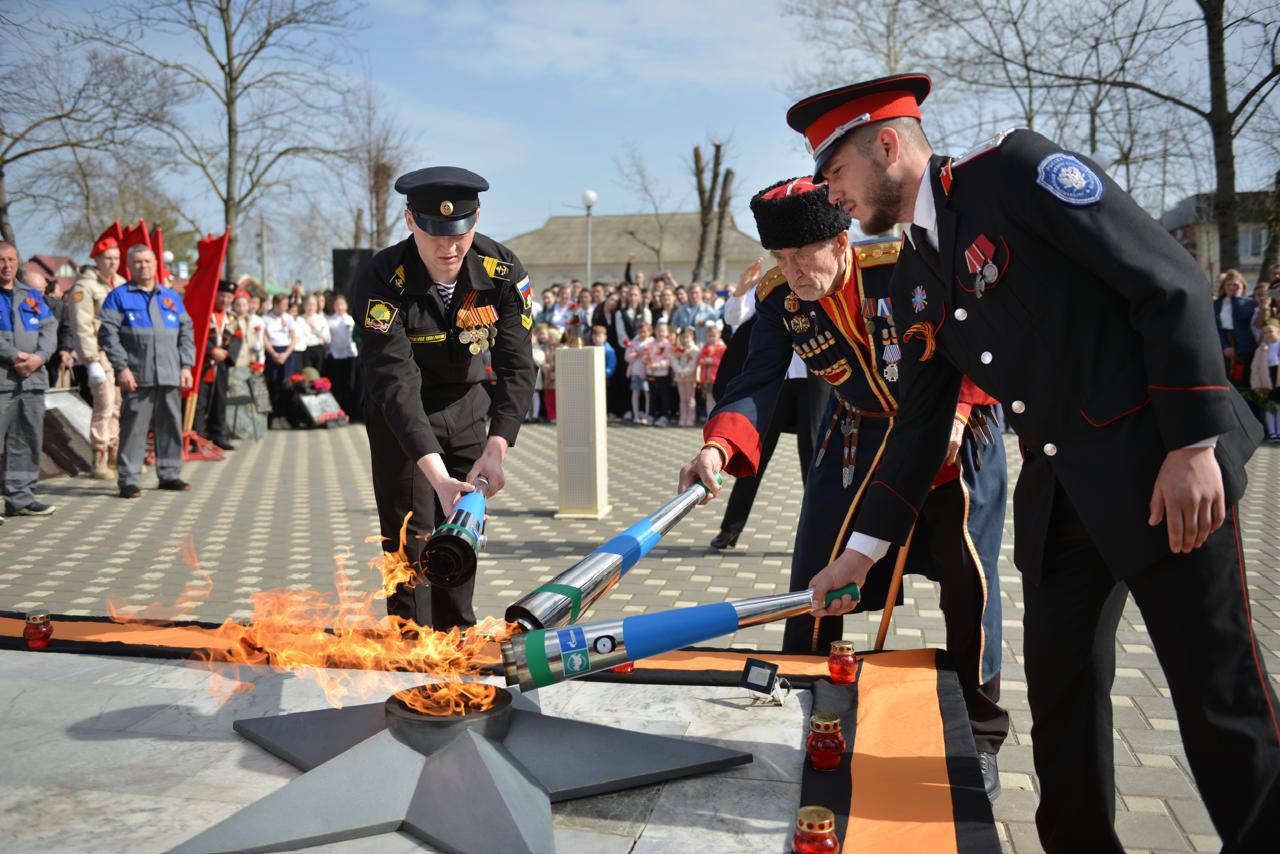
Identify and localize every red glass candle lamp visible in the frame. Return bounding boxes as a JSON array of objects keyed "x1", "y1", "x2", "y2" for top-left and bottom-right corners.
[
  {"x1": 24, "y1": 613, "x2": 53, "y2": 650},
  {"x1": 792, "y1": 805, "x2": 839, "y2": 853},
  {"x1": 806, "y1": 712, "x2": 845, "y2": 771},
  {"x1": 828, "y1": 639, "x2": 857, "y2": 684}
]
